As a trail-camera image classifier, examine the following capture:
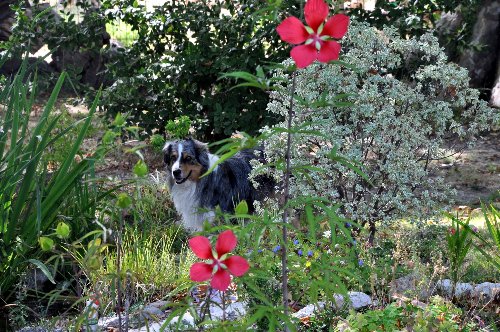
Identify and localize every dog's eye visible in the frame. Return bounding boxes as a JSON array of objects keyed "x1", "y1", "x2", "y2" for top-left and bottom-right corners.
[{"x1": 185, "y1": 156, "x2": 193, "y2": 163}]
